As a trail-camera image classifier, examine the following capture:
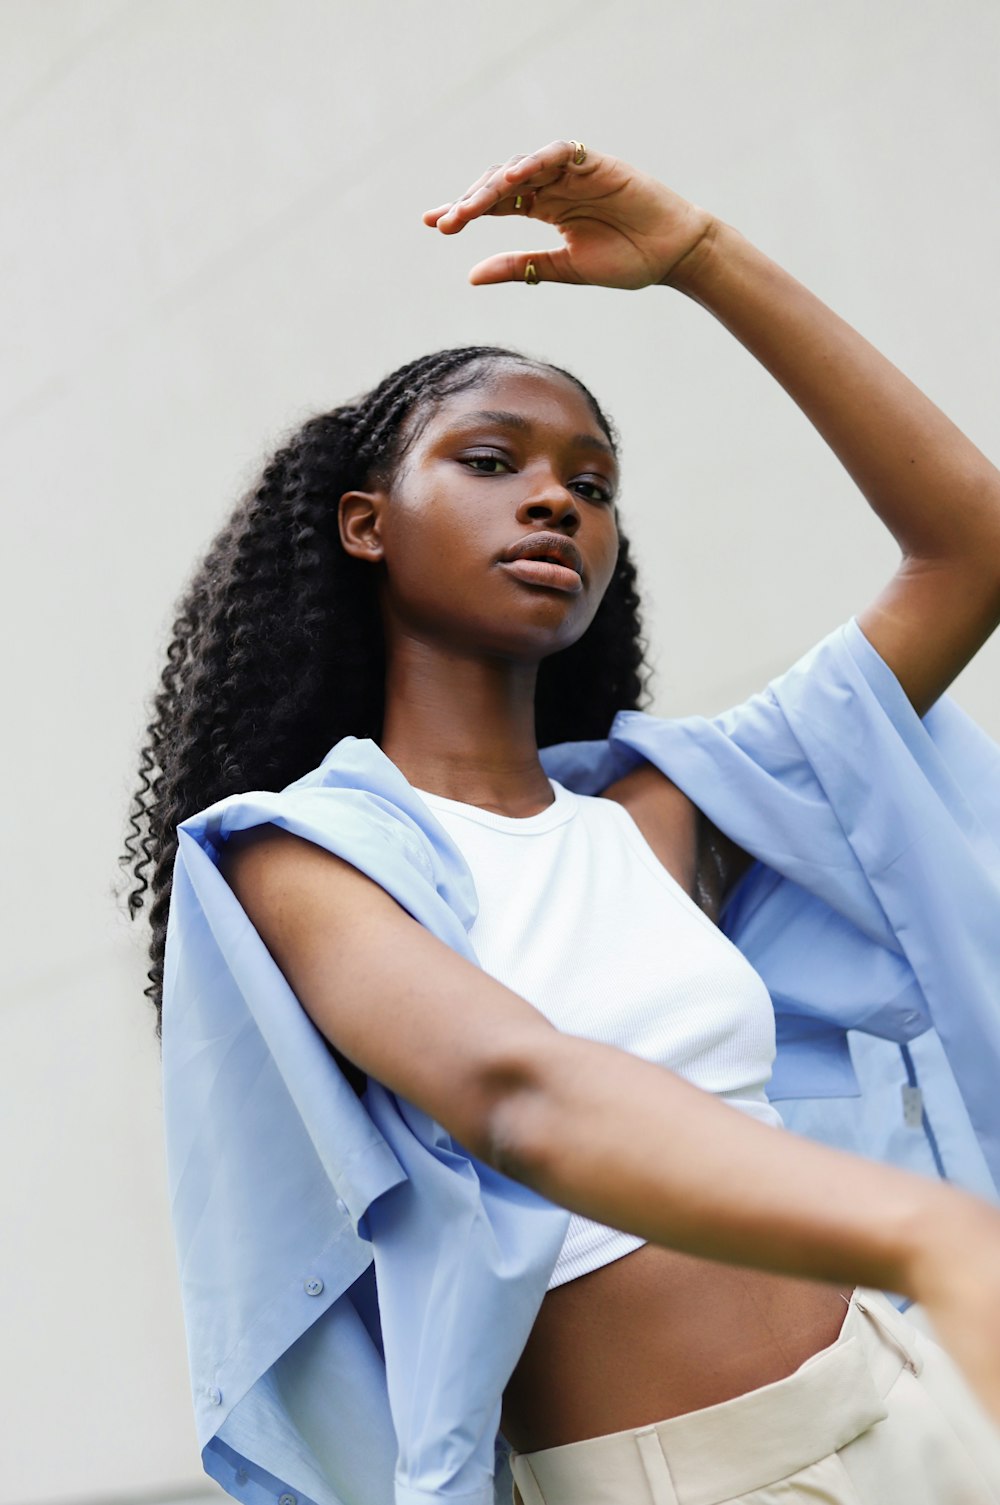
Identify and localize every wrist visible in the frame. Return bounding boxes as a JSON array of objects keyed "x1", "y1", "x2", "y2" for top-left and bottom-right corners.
[
  {"x1": 660, "y1": 217, "x2": 747, "y2": 299},
  {"x1": 901, "y1": 1183, "x2": 1000, "y2": 1302}
]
